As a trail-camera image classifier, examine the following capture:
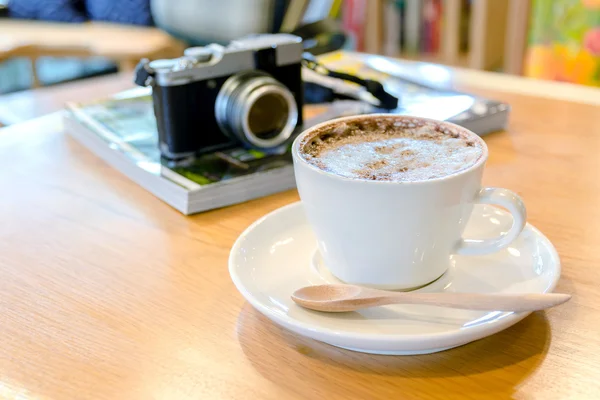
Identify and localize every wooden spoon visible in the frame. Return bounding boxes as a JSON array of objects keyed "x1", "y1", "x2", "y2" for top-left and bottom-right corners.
[{"x1": 291, "y1": 284, "x2": 571, "y2": 313}]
